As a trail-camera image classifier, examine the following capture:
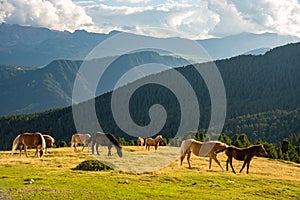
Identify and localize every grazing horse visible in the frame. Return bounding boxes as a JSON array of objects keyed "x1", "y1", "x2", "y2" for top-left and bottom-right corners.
[
  {"x1": 89, "y1": 132, "x2": 122, "y2": 157},
  {"x1": 145, "y1": 135, "x2": 163, "y2": 151},
  {"x1": 71, "y1": 133, "x2": 91, "y2": 152},
  {"x1": 137, "y1": 137, "x2": 144, "y2": 146},
  {"x1": 43, "y1": 134, "x2": 55, "y2": 154},
  {"x1": 216, "y1": 144, "x2": 267, "y2": 174},
  {"x1": 11, "y1": 132, "x2": 46, "y2": 158},
  {"x1": 180, "y1": 139, "x2": 228, "y2": 171}
]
